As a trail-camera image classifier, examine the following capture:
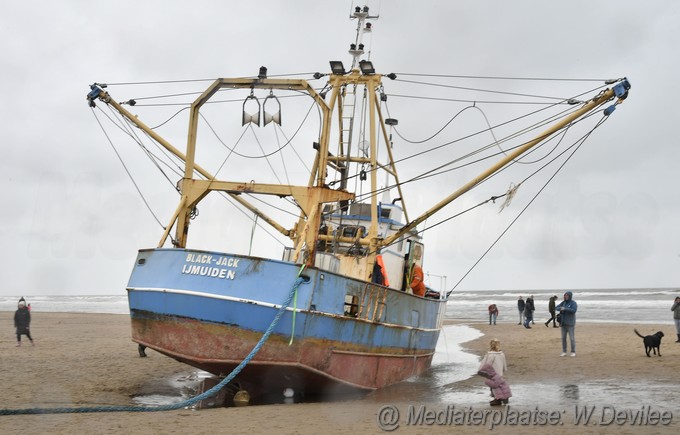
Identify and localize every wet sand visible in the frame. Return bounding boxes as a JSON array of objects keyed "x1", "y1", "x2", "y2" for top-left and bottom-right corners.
[{"x1": 1, "y1": 312, "x2": 679, "y2": 434}]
